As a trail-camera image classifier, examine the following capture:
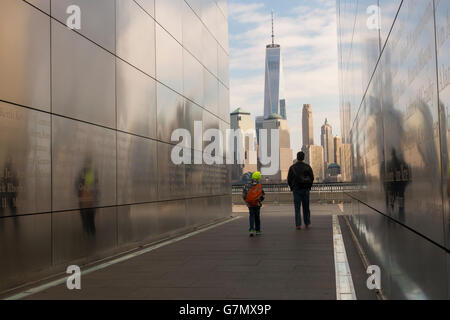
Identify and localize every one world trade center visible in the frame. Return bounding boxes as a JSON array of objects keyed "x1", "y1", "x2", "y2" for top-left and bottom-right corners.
[{"x1": 264, "y1": 12, "x2": 286, "y2": 120}]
